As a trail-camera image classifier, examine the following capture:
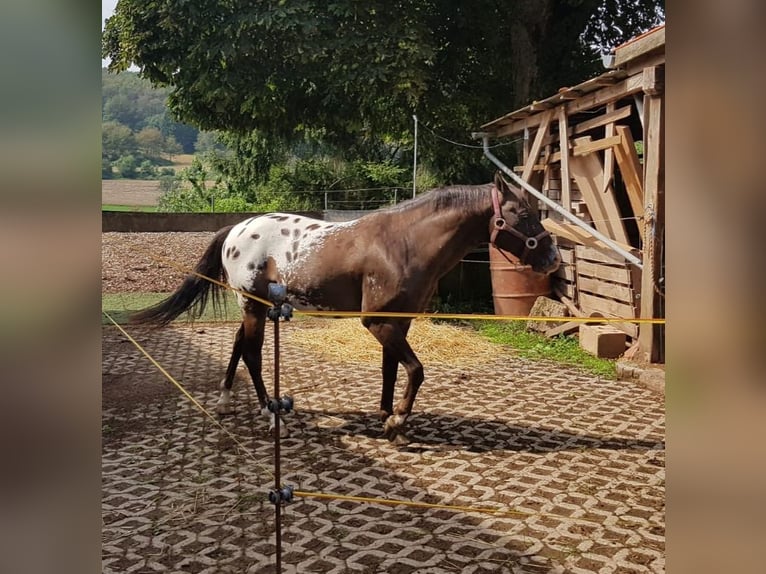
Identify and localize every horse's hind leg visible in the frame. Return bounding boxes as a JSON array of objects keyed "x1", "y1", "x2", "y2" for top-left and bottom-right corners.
[
  {"x1": 216, "y1": 322, "x2": 244, "y2": 415},
  {"x1": 379, "y1": 348, "x2": 398, "y2": 422},
  {"x1": 240, "y1": 306, "x2": 288, "y2": 436},
  {"x1": 365, "y1": 319, "x2": 422, "y2": 444}
]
